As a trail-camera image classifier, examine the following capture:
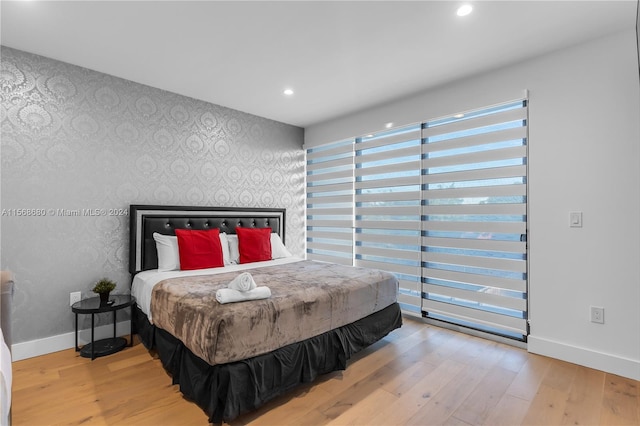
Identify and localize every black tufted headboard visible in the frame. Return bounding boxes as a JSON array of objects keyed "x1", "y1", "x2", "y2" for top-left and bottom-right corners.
[{"x1": 129, "y1": 205, "x2": 285, "y2": 274}]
